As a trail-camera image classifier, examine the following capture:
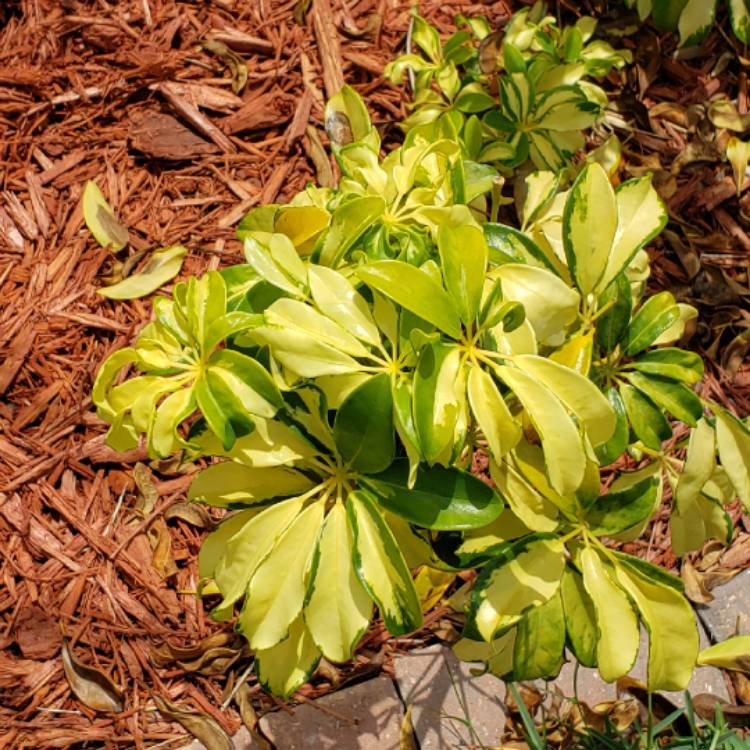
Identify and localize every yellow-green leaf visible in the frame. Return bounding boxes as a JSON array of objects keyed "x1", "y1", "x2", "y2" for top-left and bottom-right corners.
[
  {"x1": 347, "y1": 491, "x2": 422, "y2": 636},
  {"x1": 238, "y1": 501, "x2": 324, "y2": 649},
  {"x1": 212, "y1": 497, "x2": 304, "y2": 611},
  {"x1": 82, "y1": 180, "x2": 129, "y2": 252},
  {"x1": 580, "y1": 546, "x2": 639, "y2": 683},
  {"x1": 562, "y1": 162, "x2": 617, "y2": 294},
  {"x1": 467, "y1": 366, "x2": 521, "y2": 461},
  {"x1": 99, "y1": 245, "x2": 187, "y2": 299},
  {"x1": 512, "y1": 355, "x2": 616, "y2": 446},
  {"x1": 715, "y1": 407, "x2": 750, "y2": 510},
  {"x1": 468, "y1": 536, "x2": 564, "y2": 642},
  {"x1": 304, "y1": 502, "x2": 372, "y2": 663},
  {"x1": 697, "y1": 636, "x2": 750, "y2": 672},
  {"x1": 493, "y1": 364, "x2": 586, "y2": 495},
  {"x1": 254, "y1": 613, "x2": 321, "y2": 698},
  {"x1": 614, "y1": 560, "x2": 699, "y2": 691},
  {"x1": 188, "y1": 462, "x2": 314, "y2": 507}
]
